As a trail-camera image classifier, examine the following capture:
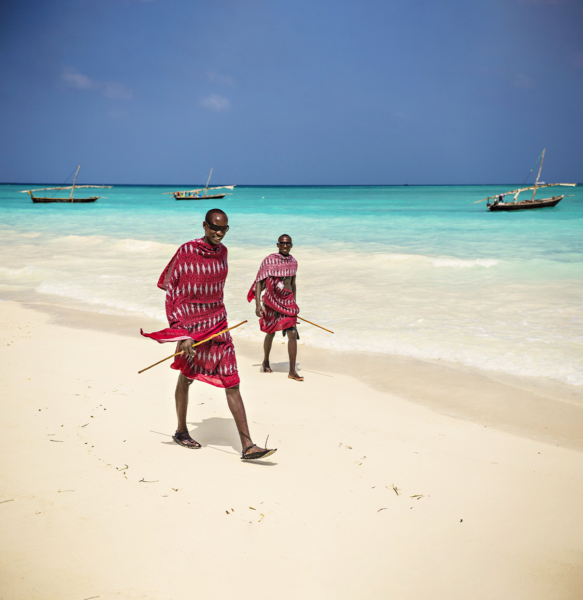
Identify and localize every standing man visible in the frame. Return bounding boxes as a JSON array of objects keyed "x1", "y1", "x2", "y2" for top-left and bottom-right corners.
[
  {"x1": 142, "y1": 209, "x2": 276, "y2": 460},
  {"x1": 247, "y1": 234, "x2": 303, "y2": 381}
]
